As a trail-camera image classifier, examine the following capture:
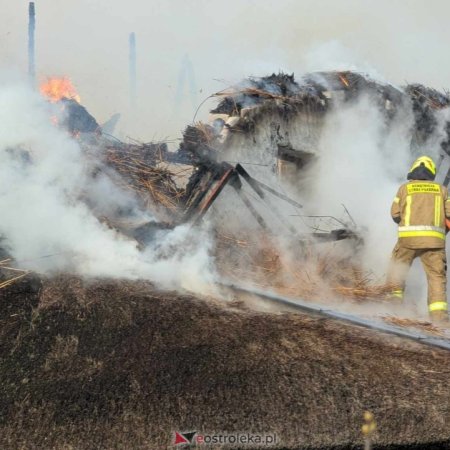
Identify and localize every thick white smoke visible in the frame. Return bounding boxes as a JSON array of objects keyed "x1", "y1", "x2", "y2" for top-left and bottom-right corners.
[
  {"x1": 309, "y1": 93, "x2": 450, "y2": 313},
  {"x1": 206, "y1": 70, "x2": 449, "y2": 316},
  {"x1": 310, "y1": 95, "x2": 414, "y2": 273},
  {"x1": 3, "y1": 0, "x2": 450, "y2": 313},
  {"x1": 0, "y1": 76, "x2": 216, "y2": 293}
]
